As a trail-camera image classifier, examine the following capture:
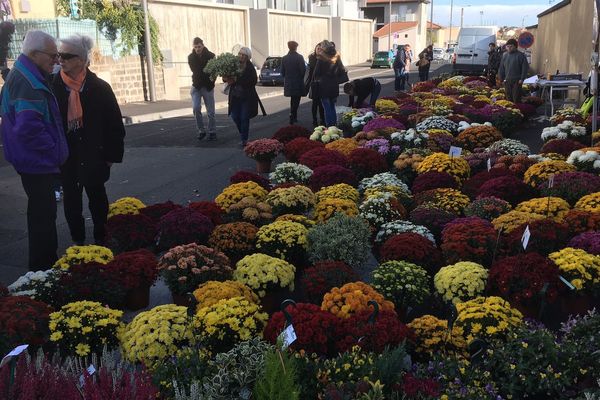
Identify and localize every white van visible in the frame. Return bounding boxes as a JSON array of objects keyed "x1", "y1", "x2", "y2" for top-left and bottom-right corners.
[{"x1": 453, "y1": 26, "x2": 498, "y2": 74}]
